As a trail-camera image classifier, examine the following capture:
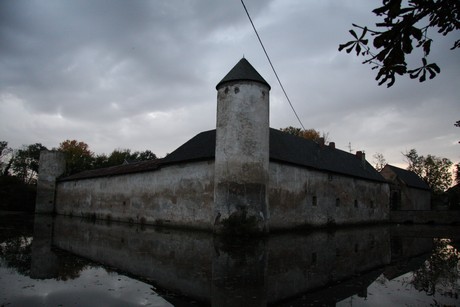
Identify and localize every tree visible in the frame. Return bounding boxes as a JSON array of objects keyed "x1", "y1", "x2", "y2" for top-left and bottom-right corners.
[
  {"x1": 91, "y1": 153, "x2": 109, "y2": 170},
  {"x1": 91, "y1": 149, "x2": 157, "y2": 170},
  {"x1": 455, "y1": 120, "x2": 460, "y2": 144},
  {"x1": 106, "y1": 149, "x2": 133, "y2": 166},
  {"x1": 373, "y1": 152, "x2": 387, "y2": 171},
  {"x1": 58, "y1": 140, "x2": 93, "y2": 176},
  {"x1": 105, "y1": 149, "x2": 157, "y2": 167},
  {"x1": 137, "y1": 150, "x2": 157, "y2": 161},
  {"x1": 455, "y1": 120, "x2": 459, "y2": 185},
  {"x1": 339, "y1": 0, "x2": 459, "y2": 87},
  {"x1": 280, "y1": 126, "x2": 329, "y2": 143},
  {"x1": 403, "y1": 149, "x2": 453, "y2": 193},
  {"x1": 10, "y1": 143, "x2": 48, "y2": 184},
  {"x1": 0, "y1": 141, "x2": 13, "y2": 176},
  {"x1": 454, "y1": 164, "x2": 460, "y2": 185},
  {"x1": 411, "y1": 238, "x2": 460, "y2": 296}
]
